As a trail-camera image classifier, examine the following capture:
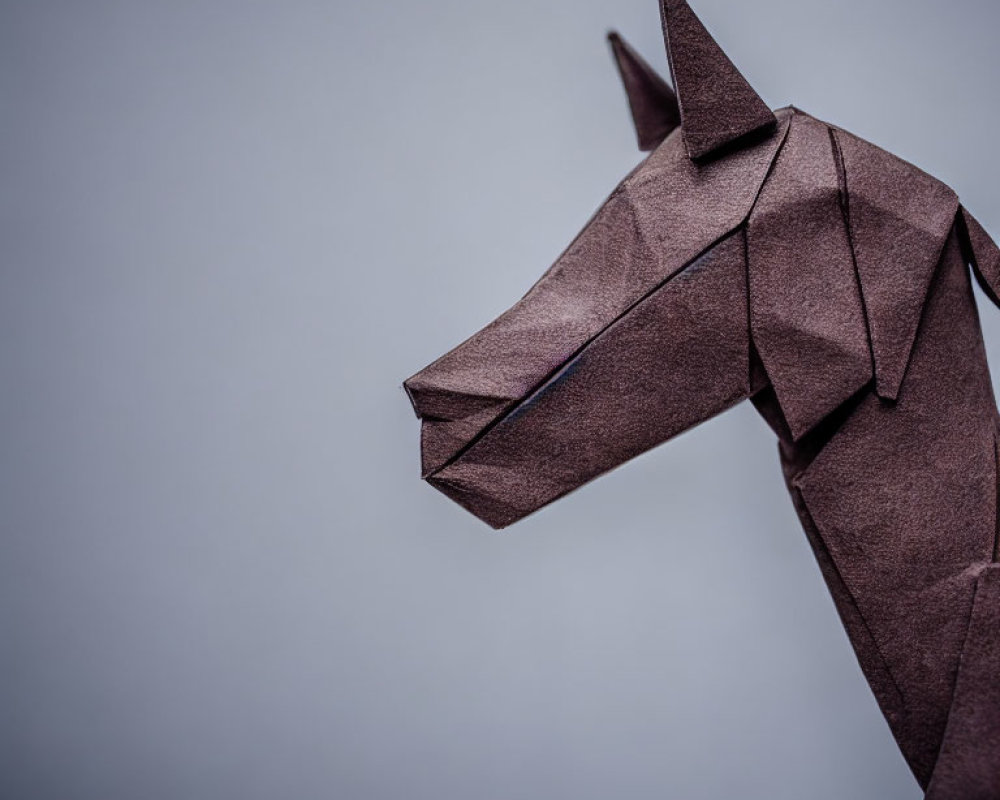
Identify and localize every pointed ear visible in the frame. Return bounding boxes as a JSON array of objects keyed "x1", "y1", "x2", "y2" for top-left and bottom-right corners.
[
  {"x1": 659, "y1": 0, "x2": 776, "y2": 162},
  {"x1": 607, "y1": 31, "x2": 680, "y2": 152}
]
